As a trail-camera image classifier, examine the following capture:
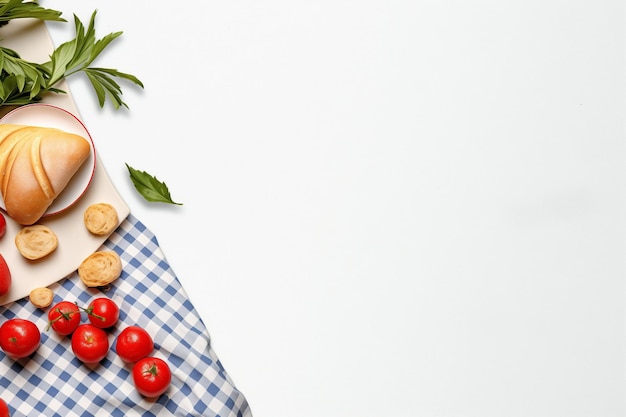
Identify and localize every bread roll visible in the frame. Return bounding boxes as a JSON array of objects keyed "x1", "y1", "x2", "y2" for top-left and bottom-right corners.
[{"x1": 0, "y1": 124, "x2": 91, "y2": 225}]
